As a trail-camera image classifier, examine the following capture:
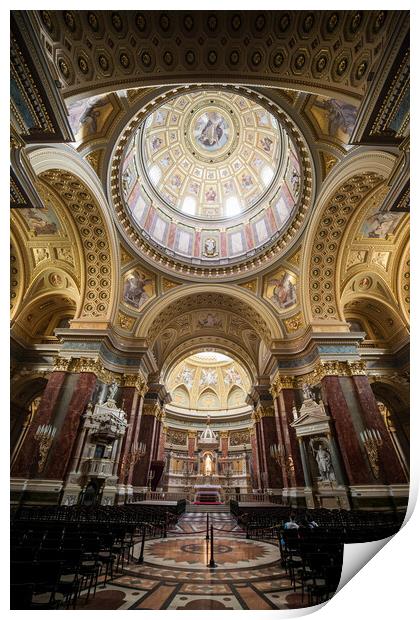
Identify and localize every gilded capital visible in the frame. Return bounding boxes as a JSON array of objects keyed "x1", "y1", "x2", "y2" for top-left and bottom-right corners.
[
  {"x1": 53, "y1": 356, "x2": 72, "y2": 372},
  {"x1": 259, "y1": 404, "x2": 275, "y2": 418}
]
